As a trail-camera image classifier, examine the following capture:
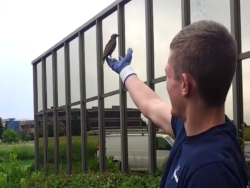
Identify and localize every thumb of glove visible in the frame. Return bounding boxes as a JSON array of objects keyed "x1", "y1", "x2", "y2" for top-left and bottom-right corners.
[
  {"x1": 126, "y1": 48, "x2": 133, "y2": 55},
  {"x1": 123, "y1": 48, "x2": 133, "y2": 62}
]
